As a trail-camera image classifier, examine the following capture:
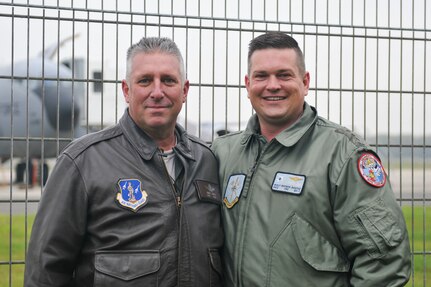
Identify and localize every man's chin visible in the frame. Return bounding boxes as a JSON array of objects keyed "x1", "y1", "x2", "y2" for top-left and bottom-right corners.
[{"x1": 146, "y1": 119, "x2": 176, "y2": 130}]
